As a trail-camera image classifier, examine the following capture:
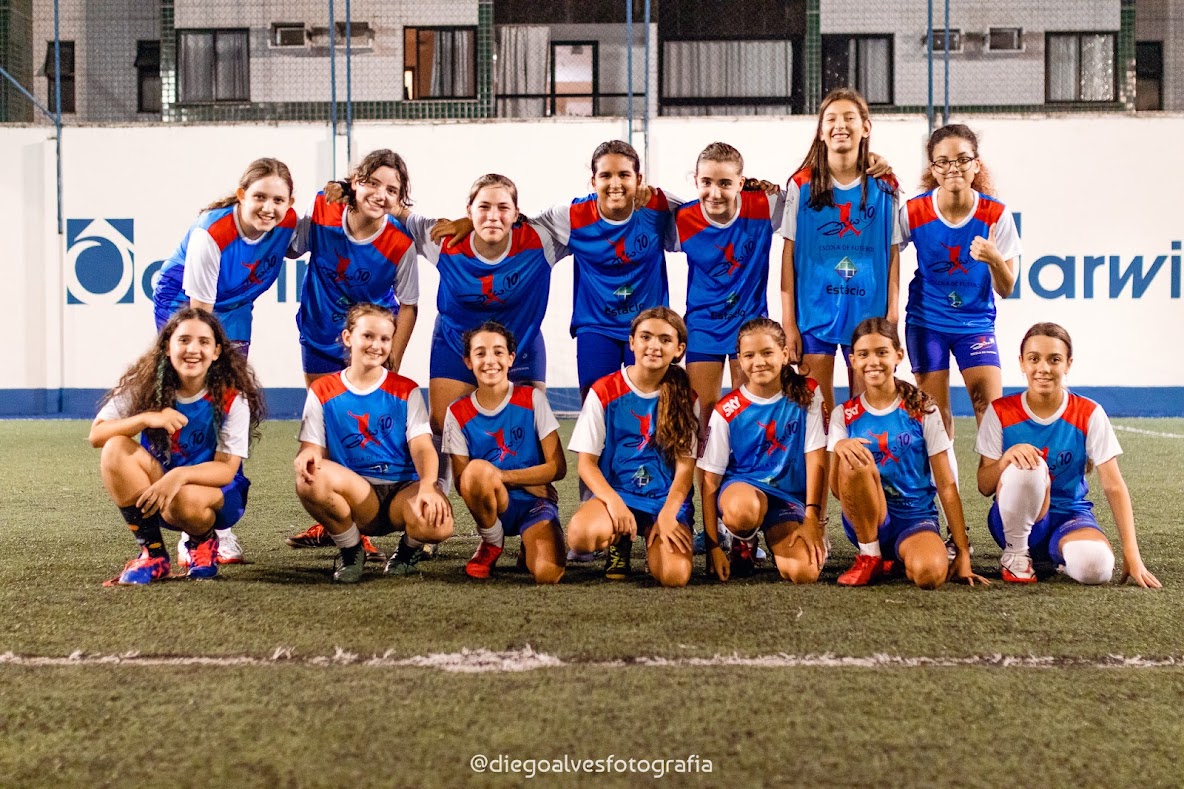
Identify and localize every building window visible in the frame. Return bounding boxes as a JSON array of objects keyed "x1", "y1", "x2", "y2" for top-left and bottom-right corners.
[
  {"x1": 661, "y1": 39, "x2": 800, "y2": 116},
  {"x1": 821, "y1": 35, "x2": 892, "y2": 105},
  {"x1": 926, "y1": 29, "x2": 962, "y2": 53},
  {"x1": 40, "y1": 41, "x2": 75, "y2": 114},
  {"x1": 1046, "y1": 32, "x2": 1116, "y2": 102},
  {"x1": 552, "y1": 41, "x2": 597, "y2": 117},
  {"x1": 404, "y1": 27, "x2": 476, "y2": 99},
  {"x1": 1135, "y1": 41, "x2": 1163, "y2": 111},
  {"x1": 987, "y1": 27, "x2": 1023, "y2": 52},
  {"x1": 135, "y1": 41, "x2": 161, "y2": 114},
  {"x1": 177, "y1": 29, "x2": 249, "y2": 104},
  {"x1": 271, "y1": 24, "x2": 307, "y2": 48}
]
